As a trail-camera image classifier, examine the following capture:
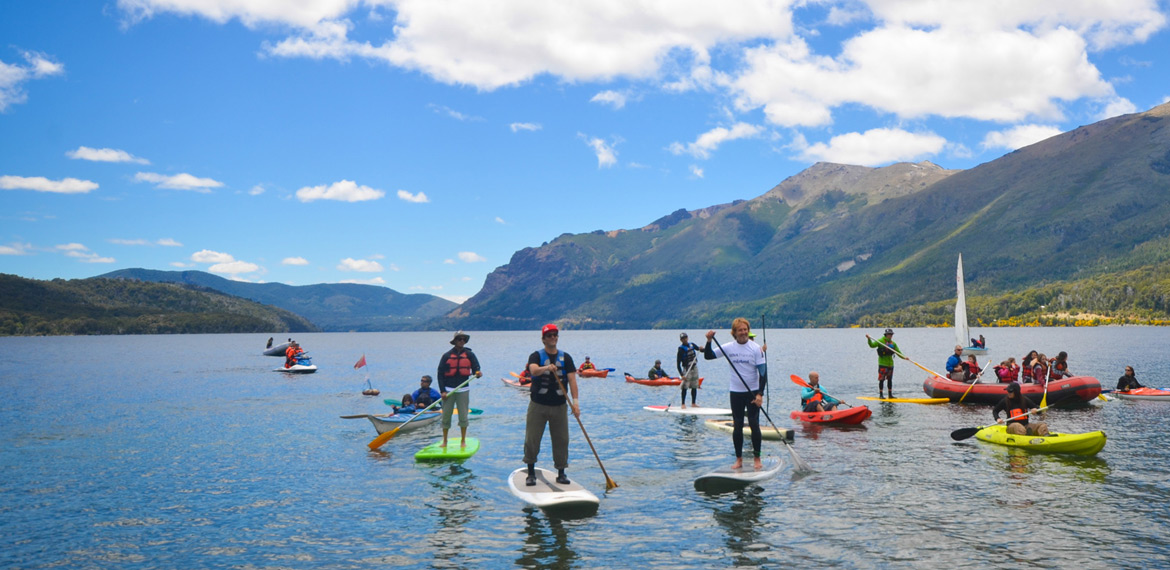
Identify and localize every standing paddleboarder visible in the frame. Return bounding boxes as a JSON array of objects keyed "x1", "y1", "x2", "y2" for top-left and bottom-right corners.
[
  {"x1": 436, "y1": 330, "x2": 482, "y2": 448},
  {"x1": 704, "y1": 318, "x2": 767, "y2": 470},
  {"x1": 866, "y1": 329, "x2": 906, "y2": 398},
  {"x1": 522, "y1": 323, "x2": 580, "y2": 486},
  {"x1": 676, "y1": 333, "x2": 702, "y2": 409}
]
